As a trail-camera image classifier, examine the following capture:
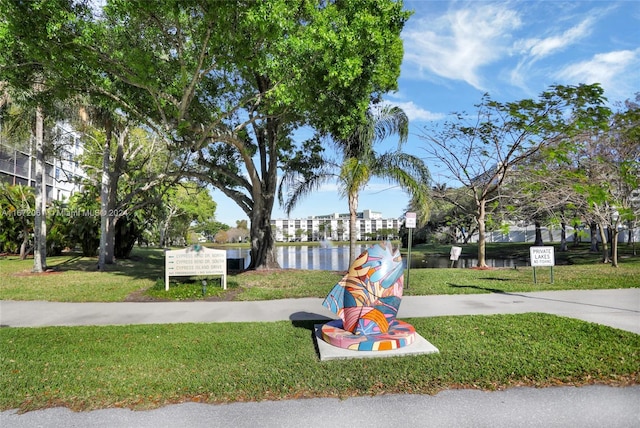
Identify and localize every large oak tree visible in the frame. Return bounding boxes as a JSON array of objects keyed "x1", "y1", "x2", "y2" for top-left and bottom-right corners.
[{"x1": 2, "y1": 0, "x2": 411, "y2": 269}]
